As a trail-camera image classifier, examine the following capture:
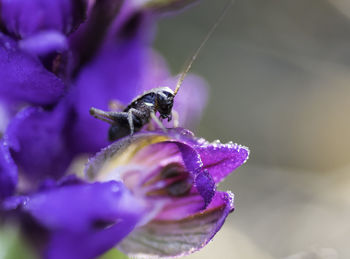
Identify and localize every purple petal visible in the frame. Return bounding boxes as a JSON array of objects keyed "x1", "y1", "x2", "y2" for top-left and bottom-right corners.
[
  {"x1": 23, "y1": 181, "x2": 141, "y2": 232},
  {"x1": 22, "y1": 181, "x2": 146, "y2": 259},
  {"x1": 0, "y1": 33, "x2": 66, "y2": 105},
  {"x1": 0, "y1": 140, "x2": 17, "y2": 199},
  {"x1": 2, "y1": 195, "x2": 27, "y2": 210},
  {"x1": 6, "y1": 105, "x2": 72, "y2": 185},
  {"x1": 154, "y1": 194, "x2": 204, "y2": 221},
  {"x1": 118, "y1": 191, "x2": 234, "y2": 257},
  {"x1": 143, "y1": 51, "x2": 171, "y2": 89},
  {"x1": 47, "y1": 225, "x2": 134, "y2": 259},
  {"x1": 38, "y1": 174, "x2": 86, "y2": 192},
  {"x1": 1, "y1": 0, "x2": 87, "y2": 38},
  {"x1": 194, "y1": 169, "x2": 215, "y2": 207},
  {"x1": 0, "y1": 100, "x2": 12, "y2": 135},
  {"x1": 171, "y1": 141, "x2": 215, "y2": 207},
  {"x1": 69, "y1": 0, "x2": 124, "y2": 72},
  {"x1": 194, "y1": 140, "x2": 250, "y2": 183},
  {"x1": 167, "y1": 128, "x2": 250, "y2": 183},
  {"x1": 19, "y1": 31, "x2": 68, "y2": 57}
]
